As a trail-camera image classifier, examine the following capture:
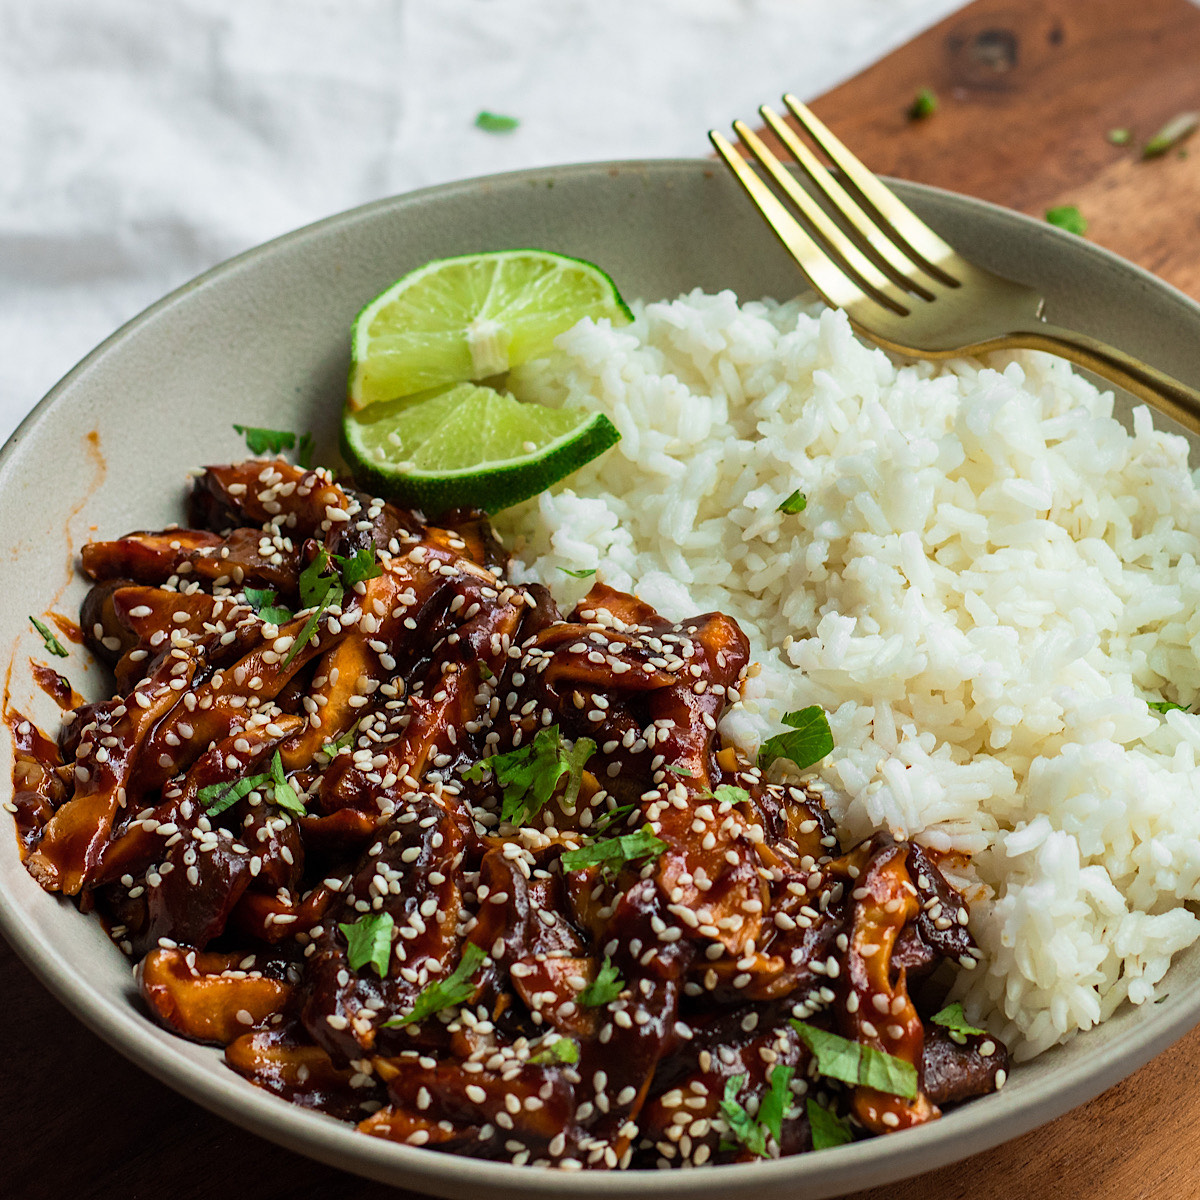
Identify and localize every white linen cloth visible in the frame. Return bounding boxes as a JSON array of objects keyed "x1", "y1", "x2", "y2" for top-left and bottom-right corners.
[{"x1": 0, "y1": 0, "x2": 962, "y2": 441}]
